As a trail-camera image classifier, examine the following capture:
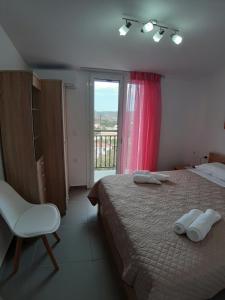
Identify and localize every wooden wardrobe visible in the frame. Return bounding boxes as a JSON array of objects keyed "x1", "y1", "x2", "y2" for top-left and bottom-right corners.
[
  {"x1": 0, "y1": 71, "x2": 45, "y2": 204},
  {"x1": 0, "y1": 71, "x2": 68, "y2": 215}
]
